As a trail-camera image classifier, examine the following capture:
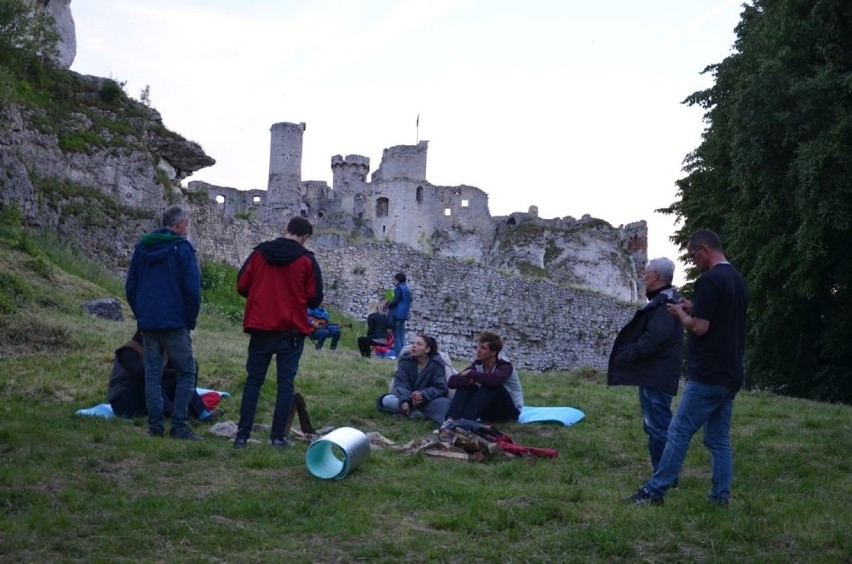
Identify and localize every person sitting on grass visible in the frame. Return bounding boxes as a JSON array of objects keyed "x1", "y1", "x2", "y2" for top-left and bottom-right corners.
[
  {"x1": 444, "y1": 331, "x2": 524, "y2": 424},
  {"x1": 376, "y1": 334, "x2": 450, "y2": 423},
  {"x1": 108, "y1": 330, "x2": 221, "y2": 423}
]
